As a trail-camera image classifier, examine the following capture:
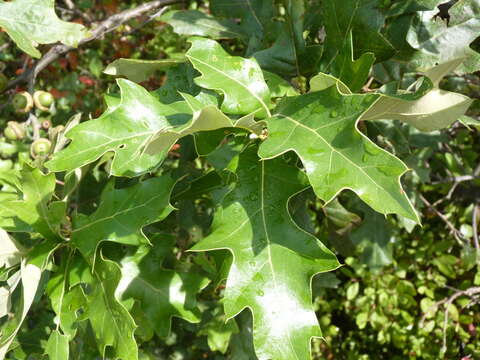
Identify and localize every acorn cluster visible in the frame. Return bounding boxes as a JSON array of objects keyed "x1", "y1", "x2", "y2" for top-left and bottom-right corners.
[{"x1": 1, "y1": 86, "x2": 58, "y2": 164}]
